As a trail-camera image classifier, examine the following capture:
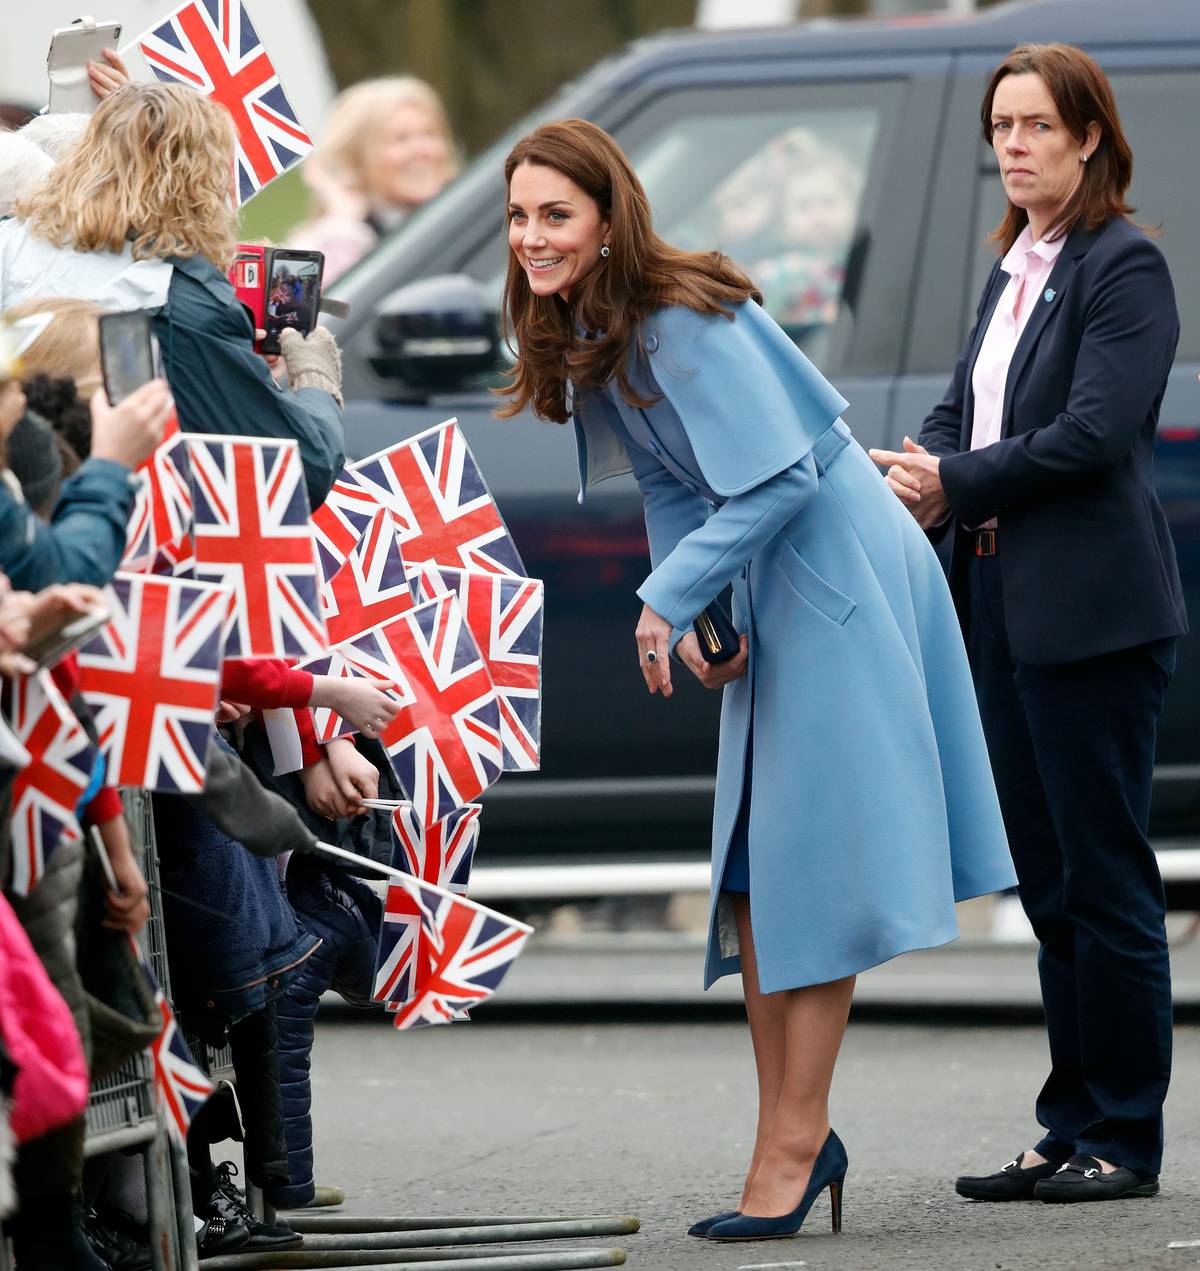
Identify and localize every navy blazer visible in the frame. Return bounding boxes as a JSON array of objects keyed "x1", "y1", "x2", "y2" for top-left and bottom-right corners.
[{"x1": 920, "y1": 216, "x2": 1187, "y2": 666}]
